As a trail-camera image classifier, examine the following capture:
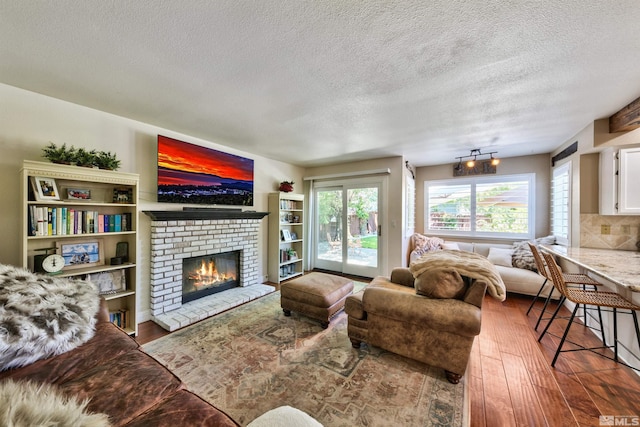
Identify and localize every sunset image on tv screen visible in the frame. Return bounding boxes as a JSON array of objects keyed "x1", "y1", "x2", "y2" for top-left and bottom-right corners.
[{"x1": 157, "y1": 135, "x2": 254, "y2": 206}]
